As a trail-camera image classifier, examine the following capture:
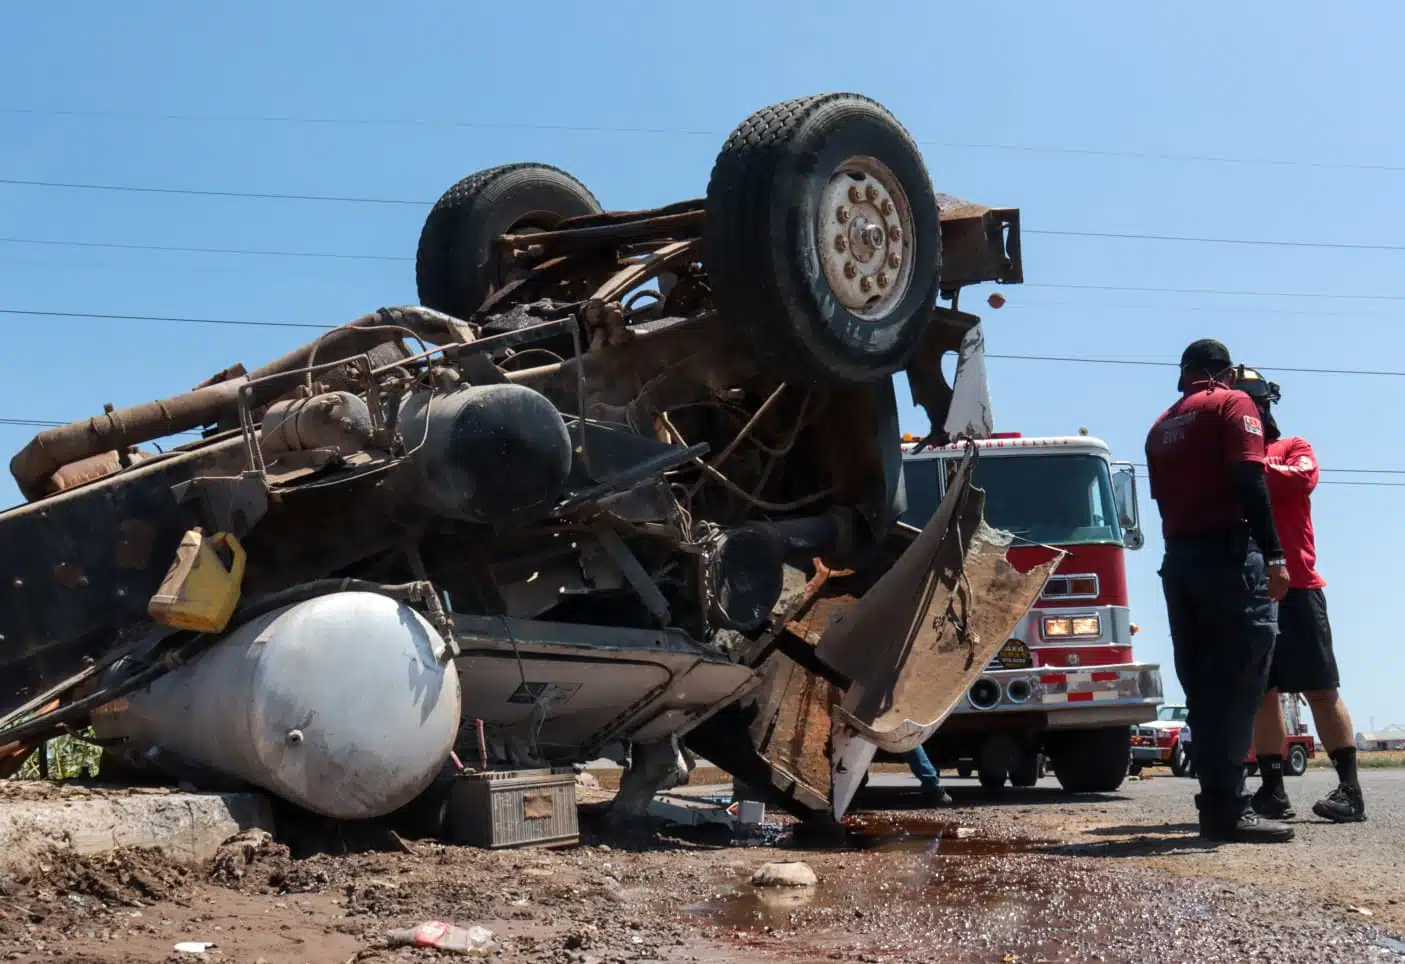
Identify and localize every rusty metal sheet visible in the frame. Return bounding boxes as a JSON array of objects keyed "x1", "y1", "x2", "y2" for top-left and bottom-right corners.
[{"x1": 815, "y1": 446, "x2": 1061, "y2": 817}]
